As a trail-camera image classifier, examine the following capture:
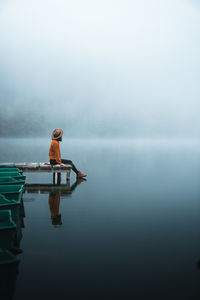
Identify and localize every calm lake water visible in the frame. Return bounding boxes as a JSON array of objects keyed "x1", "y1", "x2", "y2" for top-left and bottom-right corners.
[{"x1": 1, "y1": 137, "x2": 200, "y2": 299}]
